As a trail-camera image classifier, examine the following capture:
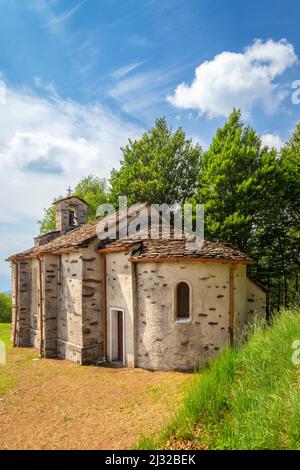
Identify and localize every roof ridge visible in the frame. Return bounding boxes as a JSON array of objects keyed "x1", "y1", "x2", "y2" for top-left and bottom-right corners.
[{"x1": 7, "y1": 202, "x2": 252, "y2": 263}]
